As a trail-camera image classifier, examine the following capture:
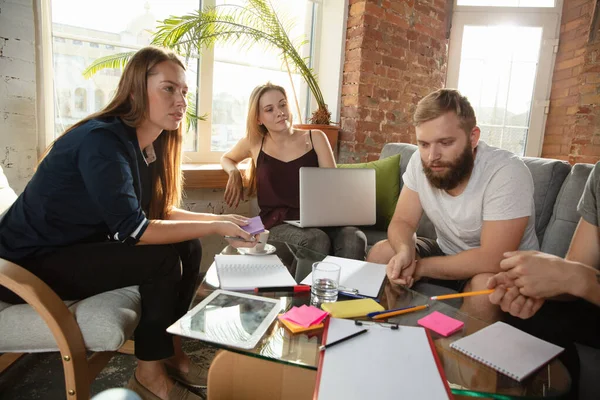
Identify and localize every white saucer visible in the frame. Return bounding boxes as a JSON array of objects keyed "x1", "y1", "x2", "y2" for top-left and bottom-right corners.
[{"x1": 237, "y1": 243, "x2": 276, "y2": 256}]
